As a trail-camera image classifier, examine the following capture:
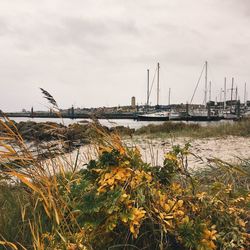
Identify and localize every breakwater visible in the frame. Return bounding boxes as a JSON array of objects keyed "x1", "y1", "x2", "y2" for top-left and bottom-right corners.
[{"x1": 3, "y1": 112, "x2": 138, "y2": 120}]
